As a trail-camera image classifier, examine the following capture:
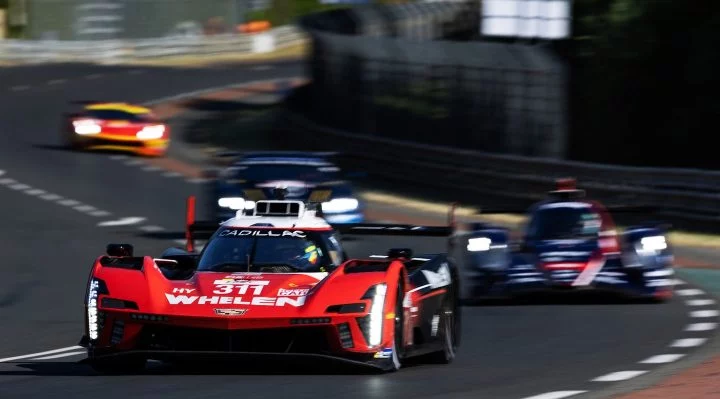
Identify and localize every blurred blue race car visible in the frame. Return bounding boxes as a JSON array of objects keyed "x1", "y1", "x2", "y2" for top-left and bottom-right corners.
[
  {"x1": 205, "y1": 151, "x2": 366, "y2": 224},
  {"x1": 454, "y1": 178, "x2": 675, "y2": 303}
]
